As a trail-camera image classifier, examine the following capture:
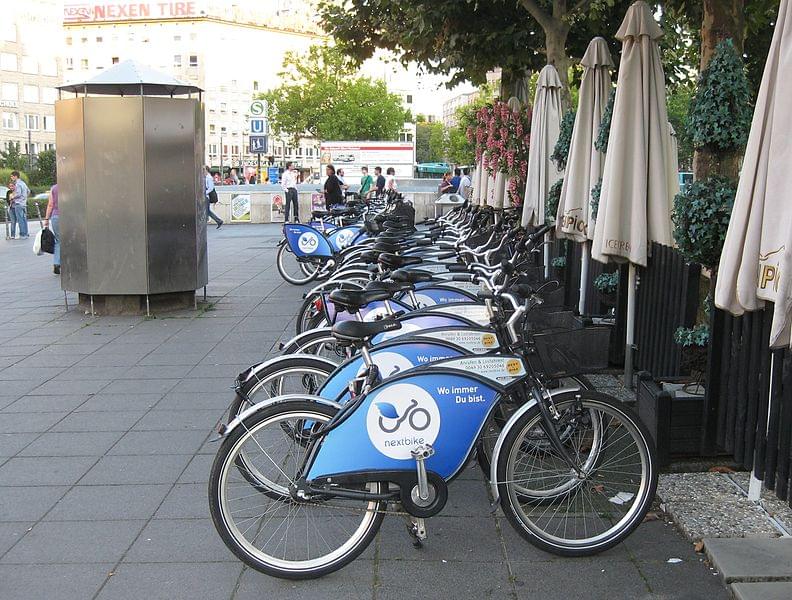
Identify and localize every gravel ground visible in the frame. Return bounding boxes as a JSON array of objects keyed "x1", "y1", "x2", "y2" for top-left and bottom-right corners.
[{"x1": 657, "y1": 472, "x2": 792, "y2": 541}]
